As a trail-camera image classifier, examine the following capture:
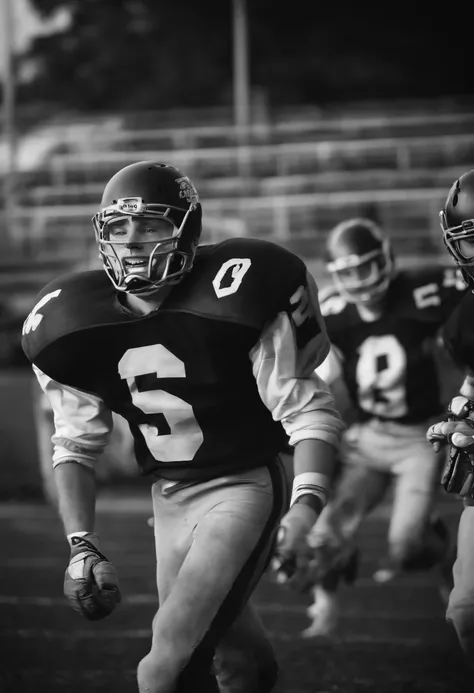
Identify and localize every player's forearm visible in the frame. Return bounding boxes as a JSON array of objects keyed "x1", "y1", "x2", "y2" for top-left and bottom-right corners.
[
  {"x1": 53, "y1": 462, "x2": 97, "y2": 536},
  {"x1": 293, "y1": 438, "x2": 336, "y2": 477},
  {"x1": 290, "y1": 438, "x2": 336, "y2": 514}
]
